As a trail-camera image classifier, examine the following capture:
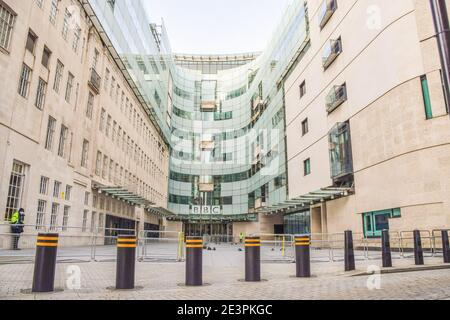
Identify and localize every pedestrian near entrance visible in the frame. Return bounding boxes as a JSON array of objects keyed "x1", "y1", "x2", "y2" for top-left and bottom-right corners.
[
  {"x1": 239, "y1": 232, "x2": 244, "y2": 244},
  {"x1": 10, "y1": 208, "x2": 25, "y2": 250}
]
